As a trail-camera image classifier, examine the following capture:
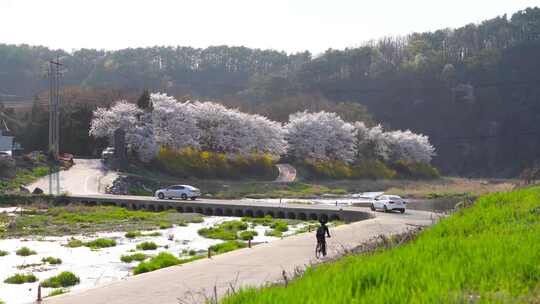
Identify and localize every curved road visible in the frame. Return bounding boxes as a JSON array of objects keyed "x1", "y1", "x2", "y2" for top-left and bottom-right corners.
[{"x1": 27, "y1": 159, "x2": 117, "y2": 195}]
